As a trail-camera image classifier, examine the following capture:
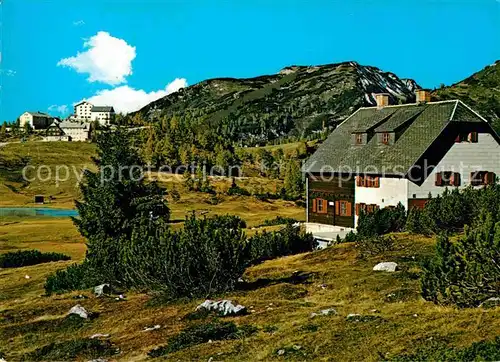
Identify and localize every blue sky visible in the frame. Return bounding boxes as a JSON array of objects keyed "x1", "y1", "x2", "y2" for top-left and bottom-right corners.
[{"x1": 1, "y1": 0, "x2": 499, "y2": 121}]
